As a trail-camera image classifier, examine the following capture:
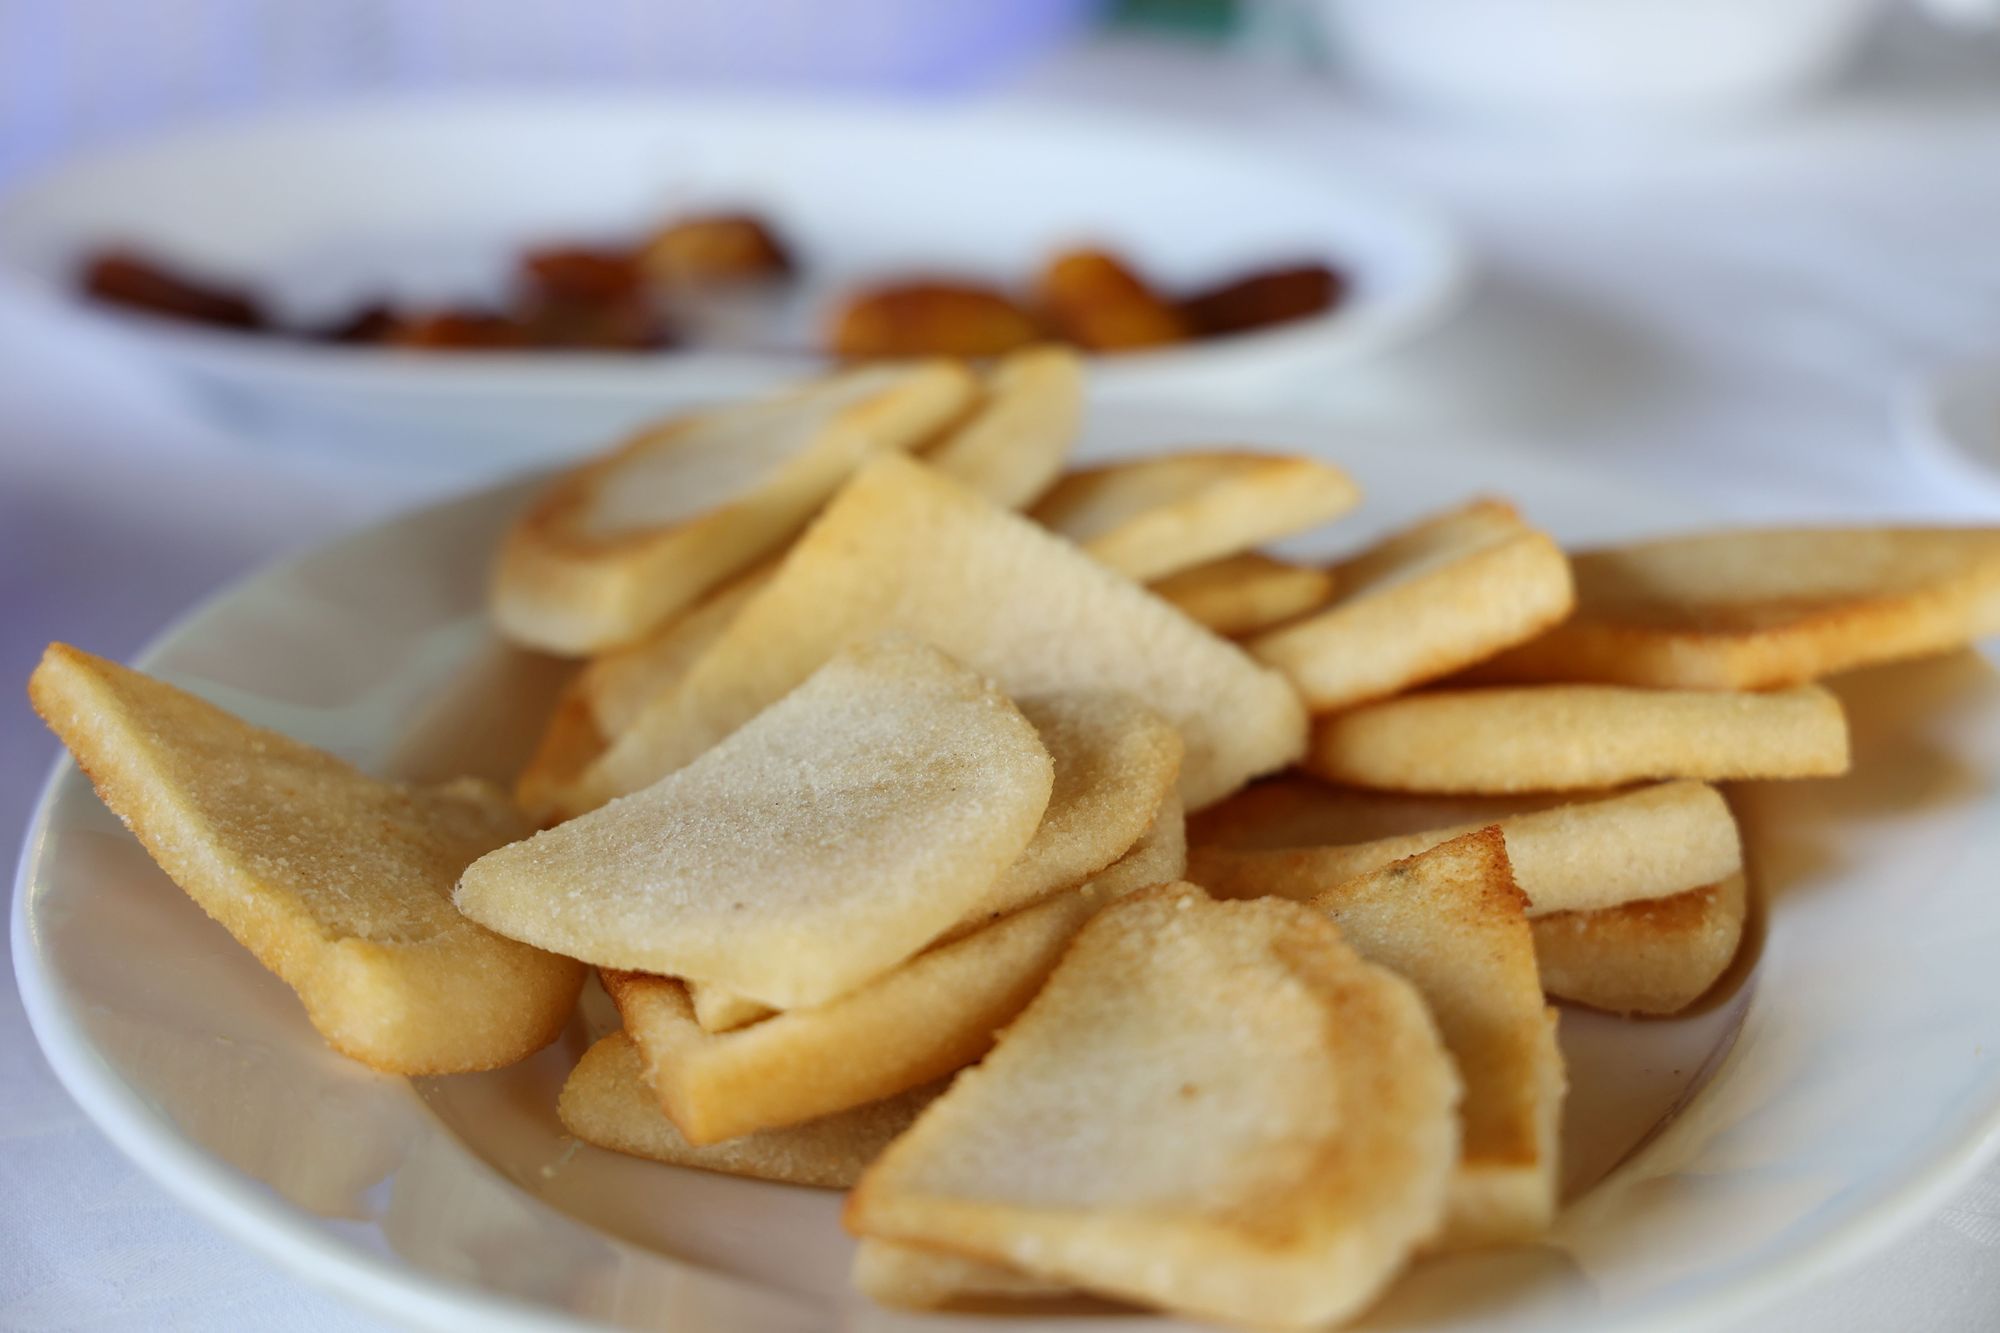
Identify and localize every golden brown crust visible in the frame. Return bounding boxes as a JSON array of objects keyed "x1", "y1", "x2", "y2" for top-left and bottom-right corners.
[
  {"x1": 1531, "y1": 875, "x2": 1749, "y2": 1016},
  {"x1": 490, "y1": 362, "x2": 976, "y2": 654},
  {"x1": 1031, "y1": 450, "x2": 1360, "y2": 584},
  {"x1": 558, "y1": 1033, "x2": 932, "y2": 1187},
  {"x1": 29, "y1": 644, "x2": 583, "y2": 1075},
  {"x1": 1250, "y1": 498, "x2": 1574, "y2": 711},
  {"x1": 845, "y1": 884, "x2": 1460, "y2": 1330},
  {"x1": 1307, "y1": 684, "x2": 1850, "y2": 793},
  {"x1": 1469, "y1": 526, "x2": 2000, "y2": 690}
]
